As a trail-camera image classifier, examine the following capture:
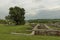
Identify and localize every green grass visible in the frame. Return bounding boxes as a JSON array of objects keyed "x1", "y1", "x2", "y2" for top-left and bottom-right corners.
[
  {"x1": 49, "y1": 26, "x2": 60, "y2": 30},
  {"x1": 0, "y1": 34, "x2": 60, "y2": 40},
  {"x1": 0, "y1": 24, "x2": 32, "y2": 34},
  {"x1": 0, "y1": 24, "x2": 60, "y2": 40}
]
